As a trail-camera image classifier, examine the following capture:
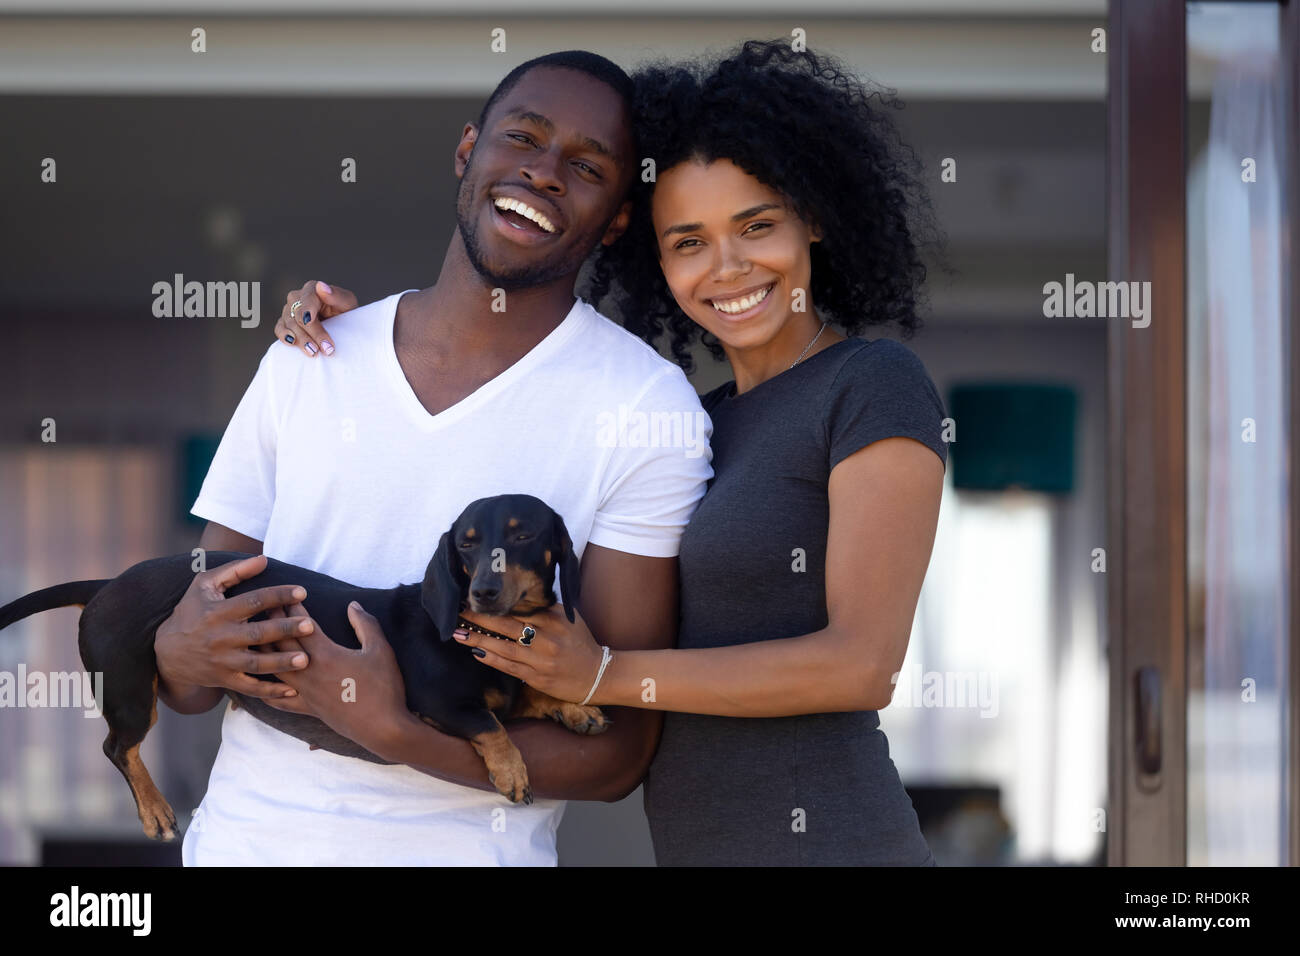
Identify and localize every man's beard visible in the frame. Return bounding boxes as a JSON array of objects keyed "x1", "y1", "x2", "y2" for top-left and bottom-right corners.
[{"x1": 456, "y1": 159, "x2": 595, "y2": 293}]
